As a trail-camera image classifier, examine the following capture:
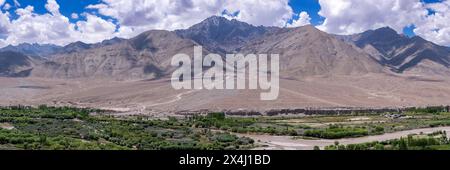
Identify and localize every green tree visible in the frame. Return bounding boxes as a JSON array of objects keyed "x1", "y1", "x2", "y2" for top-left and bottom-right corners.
[{"x1": 399, "y1": 138, "x2": 408, "y2": 150}]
